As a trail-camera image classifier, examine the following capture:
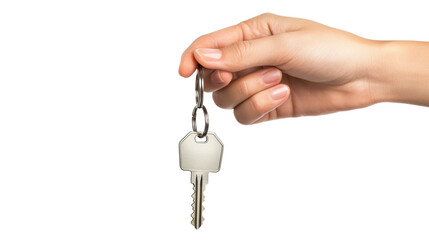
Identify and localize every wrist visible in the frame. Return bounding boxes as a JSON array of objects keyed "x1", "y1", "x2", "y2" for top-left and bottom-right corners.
[
  {"x1": 368, "y1": 40, "x2": 429, "y2": 106},
  {"x1": 366, "y1": 40, "x2": 395, "y2": 104}
]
